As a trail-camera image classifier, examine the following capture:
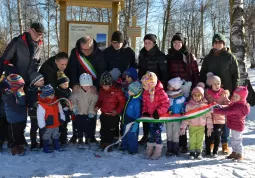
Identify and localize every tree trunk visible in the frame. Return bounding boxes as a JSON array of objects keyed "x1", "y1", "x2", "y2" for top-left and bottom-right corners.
[
  {"x1": 47, "y1": 0, "x2": 50, "y2": 59},
  {"x1": 7, "y1": 0, "x2": 12, "y2": 39},
  {"x1": 161, "y1": 0, "x2": 171, "y2": 52},
  {"x1": 17, "y1": 0, "x2": 23, "y2": 34},
  {"x1": 144, "y1": 0, "x2": 149, "y2": 35},
  {"x1": 55, "y1": 4, "x2": 60, "y2": 48},
  {"x1": 201, "y1": 0, "x2": 205, "y2": 57}
]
